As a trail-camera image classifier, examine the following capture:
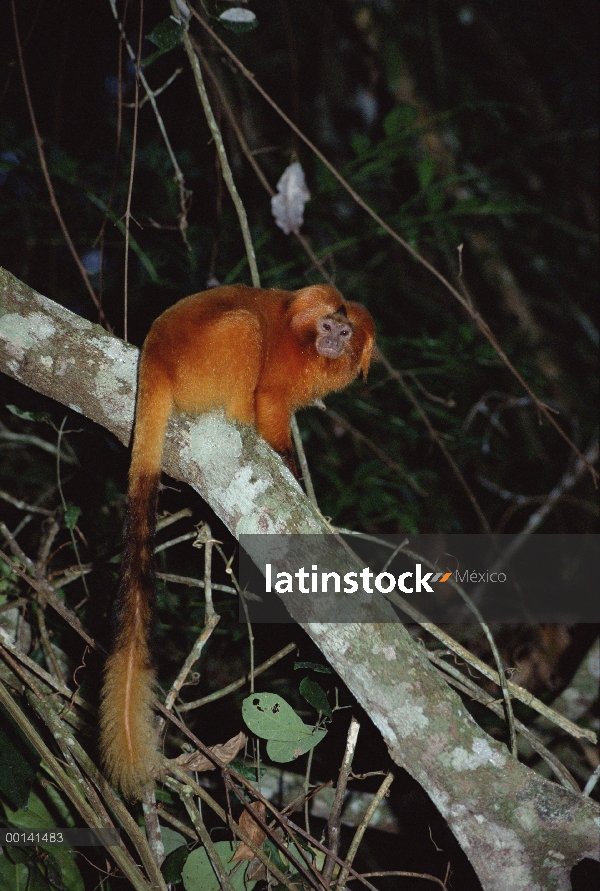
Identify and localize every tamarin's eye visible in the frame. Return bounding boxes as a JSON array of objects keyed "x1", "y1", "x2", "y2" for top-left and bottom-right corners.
[{"x1": 323, "y1": 322, "x2": 331, "y2": 331}]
